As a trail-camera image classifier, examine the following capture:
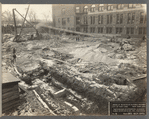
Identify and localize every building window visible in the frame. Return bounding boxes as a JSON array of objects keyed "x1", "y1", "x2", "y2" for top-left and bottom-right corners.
[
  {"x1": 117, "y1": 14, "x2": 123, "y2": 24},
  {"x1": 84, "y1": 16, "x2": 88, "y2": 24},
  {"x1": 131, "y1": 28, "x2": 134, "y2": 34},
  {"x1": 98, "y1": 6, "x2": 104, "y2": 11},
  {"x1": 62, "y1": 18, "x2": 66, "y2": 25},
  {"x1": 126, "y1": 27, "x2": 134, "y2": 34},
  {"x1": 106, "y1": 27, "x2": 112, "y2": 34},
  {"x1": 116, "y1": 27, "x2": 123, "y2": 34},
  {"x1": 107, "y1": 15, "x2": 112, "y2": 24},
  {"x1": 76, "y1": 7, "x2": 80, "y2": 13},
  {"x1": 127, "y1": 13, "x2": 135, "y2": 24},
  {"x1": 107, "y1": 5, "x2": 113, "y2": 11},
  {"x1": 132, "y1": 13, "x2": 135, "y2": 23},
  {"x1": 90, "y1": 16, "x2": 95, "y2": 24},
  {"x1": 83, "y1": 6, "x2": 88, "y2": 13},
  {"x1": 93, "y1": 16, "x2": 95, "y2": 24},
  {"x1": 67, "y1": 18, "x2": 70, "y2": 23},
  {"x1": 76, "y1": 27, "x2": 80, "y2": 31},
  {"x1": 128, "y1": 4, "x2": 136, "y2": 8},
  {"x1": 98, "y1": 15, "x2": 103, "y2": 24},
  {"x1": 98, "y1": 4, "x2": 104, "y2": 11},
  {"x1": 140, "y1": 12, "x2": 145, "y2": 23},
  {"x1": 90, "y1": 4, "x2": 95, "y2": 12},
  {"x1": 126, "y1": 28, "x2": 130, "y2": 34},
  {"x1": 136, "y1": 4, "x2": 142, "y2": 7},
  {"x1": 98, "y1": 27, "x2": 103, "y2": 33},
  {"x1": 117, "y1": 14, "x2": 120, "y2": 24},
  {"x1": 83, "y1": 27, "x2": 88, "y2": 33},
  {"x1": 76, "y1": 17, "x2": 80, "y2": 25},
  {"x1": 120, "y1": 14, "x2": 123, "y2": 24},
  {"x1": 127, "y1": 13, "x2": 131, "y2": 24},
  {"x1": 90, "y1": 27, "x2": 95, "y2": 33},
  {"x1": 58, "y1": 18, "x2": 60, "y2": 23},
  {"x1": 143, "y1": 27, "x2": 146, "y2": 34},
  {"x1": 139, "y1": 27, "x2": 146, "y2": 34},
  {"x1": 62, "y1": 8, "x2": 65, "y2": 14},
  {"x1": 117, "y1": 4, "x2": 124, "y2": 9}
]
